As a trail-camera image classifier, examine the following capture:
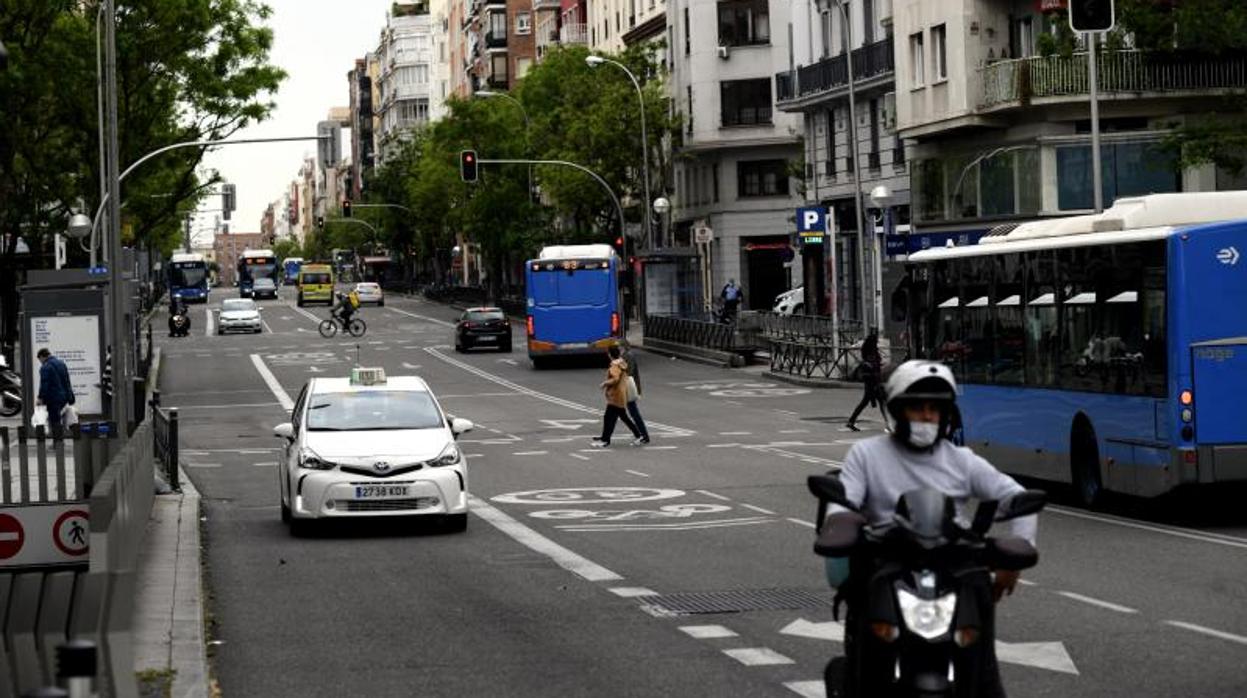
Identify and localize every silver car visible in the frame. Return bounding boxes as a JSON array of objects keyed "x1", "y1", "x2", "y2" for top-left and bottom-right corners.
[{"x1": 218, "y1": 298, "x2": 262, "y2": 334}]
